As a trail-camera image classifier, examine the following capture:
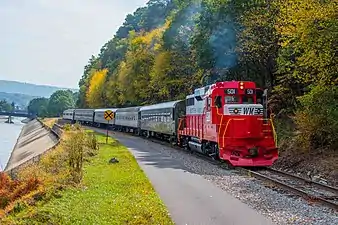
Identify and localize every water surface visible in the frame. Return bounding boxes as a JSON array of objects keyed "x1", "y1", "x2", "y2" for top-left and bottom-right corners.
[{"x1": 0, "y1": 117, "x2": 24, "y2": 171}]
